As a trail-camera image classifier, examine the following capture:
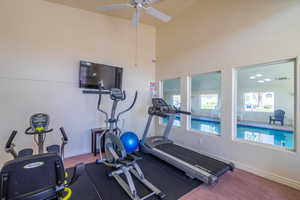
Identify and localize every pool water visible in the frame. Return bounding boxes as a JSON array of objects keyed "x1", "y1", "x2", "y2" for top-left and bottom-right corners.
[
  {"x1": 163, "y1": 118, "x2": 295, "y2": 150},
  {"x1": 191, "y1": 120, "x2": 221, "y2": 135},
  {"x1": 236, "y1": 125, "x2": 294, "y2": 150}
]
